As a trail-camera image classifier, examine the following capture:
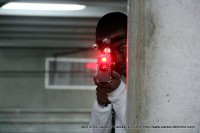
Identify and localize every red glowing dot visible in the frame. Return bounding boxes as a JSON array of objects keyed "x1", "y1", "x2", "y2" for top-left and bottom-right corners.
[
  {"x1": 86, "y1": 63, "x2": 96, "y2": 70},
  {"x1": 102, "y1": 57, "x2": 107, "y2": 62}
]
